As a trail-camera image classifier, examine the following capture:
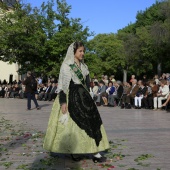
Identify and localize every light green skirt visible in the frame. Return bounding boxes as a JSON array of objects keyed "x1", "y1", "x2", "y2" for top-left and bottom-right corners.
[{"x1": 43, "y1": 96, "x2": 110, "y2": 154}]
